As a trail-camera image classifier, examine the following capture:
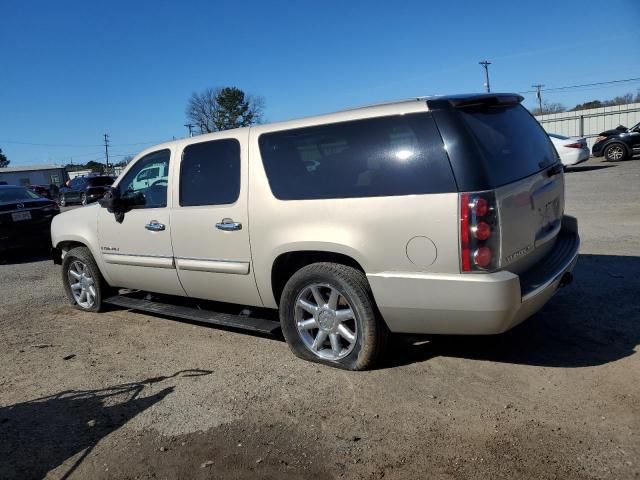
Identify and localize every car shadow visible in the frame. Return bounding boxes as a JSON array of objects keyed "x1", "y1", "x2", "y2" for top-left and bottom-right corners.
[
  {"x1": 0, "y1": 247, "x2": 51, "y2": 265},
  {"x1": 564, "y1": 164, "x2": 616, "y2": 173},
  {"x1": 384, "y1": 254, "x2": 640, "y2": 369},
  {"x1": 0, "y1": 369, "x2": 212, "y2": 480}
]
